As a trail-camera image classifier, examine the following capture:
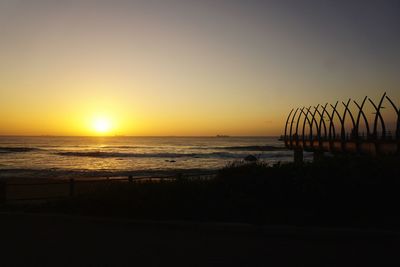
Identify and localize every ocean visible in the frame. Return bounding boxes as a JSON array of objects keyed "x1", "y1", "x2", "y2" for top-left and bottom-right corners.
[{"x1": 0, "y1": 136, "x2": 293, "y2": 179}]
